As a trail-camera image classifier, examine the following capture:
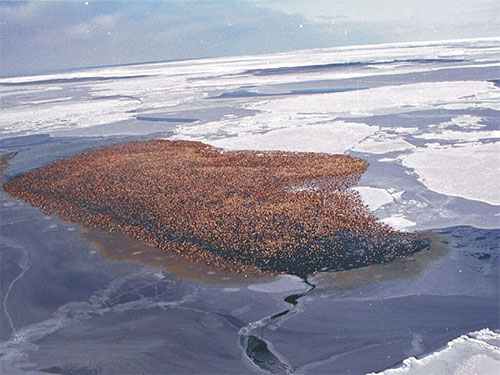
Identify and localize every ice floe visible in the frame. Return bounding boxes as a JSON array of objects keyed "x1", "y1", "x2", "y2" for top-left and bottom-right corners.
[
  {"x1": 414, "y1": 129, "x2": 500, "y2": 141},
  {"x1": 0, "y1": 97, "x2": 136, "y2": 135},
  {"x1": 352, "y1": 186, "x2": 395, "y2": 211},
  {"x1": 435, "y1": 115, "x2": 486, "y2": 129},
  {"x1": 401, "y1": 142, "x2": 500, "y2": 205},
  {"x1": 380, "y1": 215, "x2": 417, "y2": 230},
  {"x1": 371, "y1": 328, "x2": 500, "y2": 375},
  {"x1": 247, "y1": 275, "x2": 308, "y2": 293},
  {"x1": 352, "y1": 136, "x2": 416, "y2": 154},
  {"x1": 205, "y1": 121, "x2": 378, "y2": 153}
]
